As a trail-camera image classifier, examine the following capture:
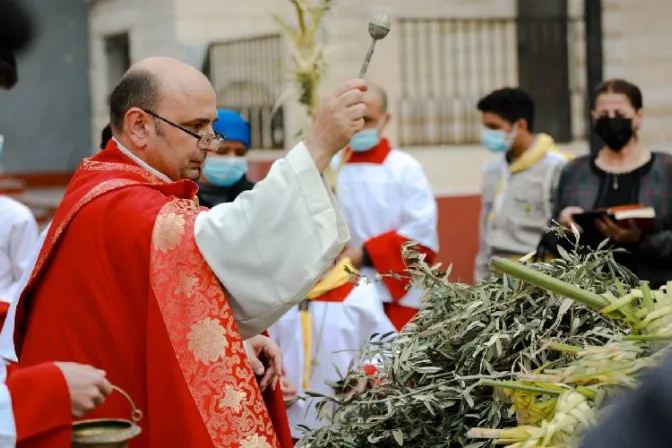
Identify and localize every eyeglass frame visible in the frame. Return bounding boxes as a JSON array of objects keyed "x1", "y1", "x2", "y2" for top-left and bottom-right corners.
[{"x1": 141, "y1": 109, "x2": 225, "y2": 150}]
